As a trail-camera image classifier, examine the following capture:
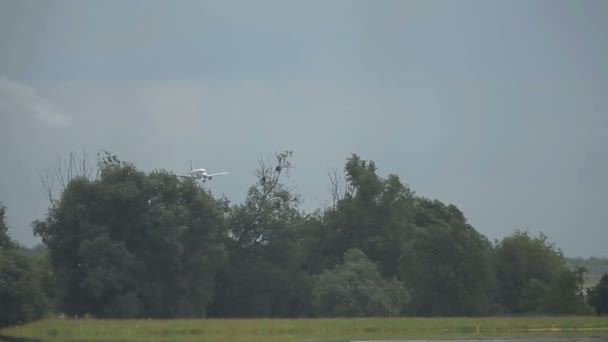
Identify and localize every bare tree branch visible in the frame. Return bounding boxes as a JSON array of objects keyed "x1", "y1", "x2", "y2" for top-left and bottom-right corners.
[
  {"x1": 234, "y1": 150, "x2": 295, "y2": 249},
  {"x1": 67, "y1": 152, "x2": 74, "y2": 184},
  {"x1": 39, "y1": 150, "x2": 98, "y2": 207},
  {"x1": 328, "y1": 167, "x2": 354, "y2": 208},
  {"x1": 39, "y1": 170, "x2": 56, "y2": 208},
  {"x1": 328, "y1": 168, "x2": 343, "y2": 209}
]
